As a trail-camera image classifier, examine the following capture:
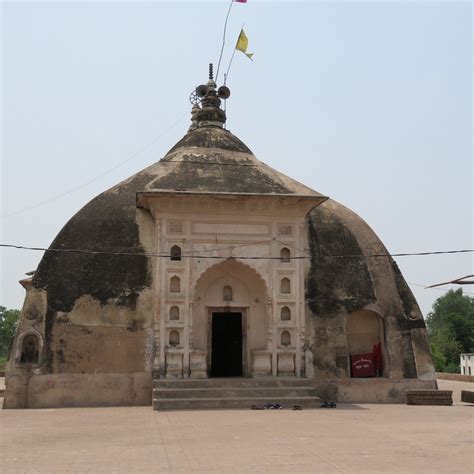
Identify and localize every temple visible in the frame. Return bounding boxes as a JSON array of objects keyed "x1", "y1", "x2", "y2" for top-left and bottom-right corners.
[{"x1": 3, "y1": 69, "x2": 436, "y2": 409}]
